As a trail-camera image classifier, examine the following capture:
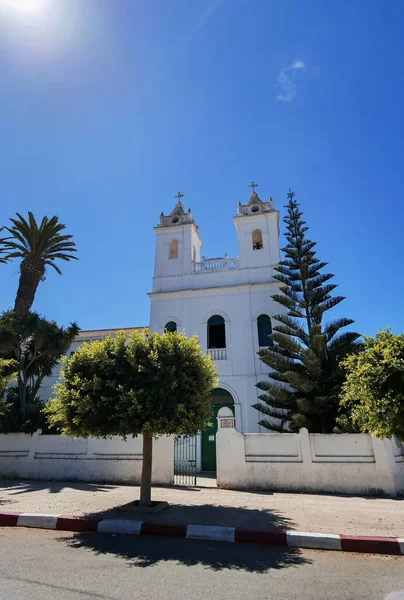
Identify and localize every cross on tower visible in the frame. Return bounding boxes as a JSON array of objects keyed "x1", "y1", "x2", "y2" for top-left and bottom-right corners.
[
  {"x1": 248, "y1": 181, "x2": 258, "y2": 193},
  {"x1": 175, "y1": 192, "x2": 184, "y2": 202}
]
